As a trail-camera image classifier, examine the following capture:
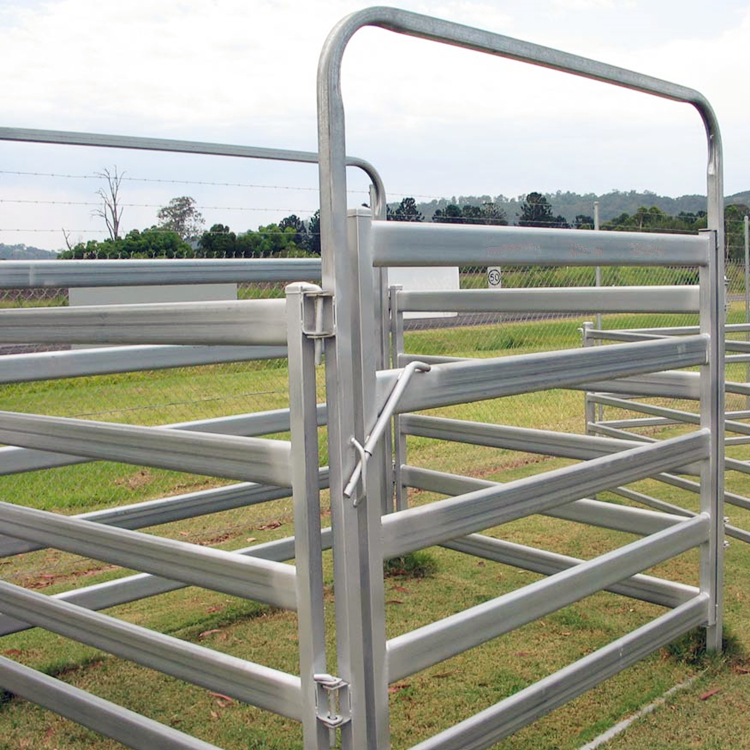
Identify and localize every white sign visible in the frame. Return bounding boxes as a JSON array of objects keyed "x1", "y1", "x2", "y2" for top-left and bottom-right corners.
[
  {"x1": 388, "y1": 266, "x2": 459, "y2": 319},
  {"x1": 487, "y1": 267, "x2": 502, "y2": 288}
]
